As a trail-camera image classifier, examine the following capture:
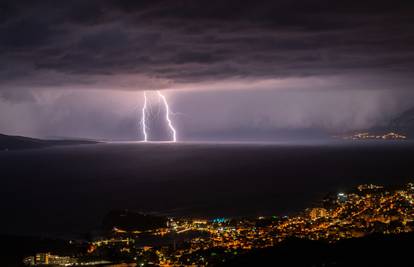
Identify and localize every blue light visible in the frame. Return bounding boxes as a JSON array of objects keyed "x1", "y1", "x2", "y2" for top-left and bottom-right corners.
[{"x1": 211, "y1": 218, "x2": 227, "y2": 223}]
